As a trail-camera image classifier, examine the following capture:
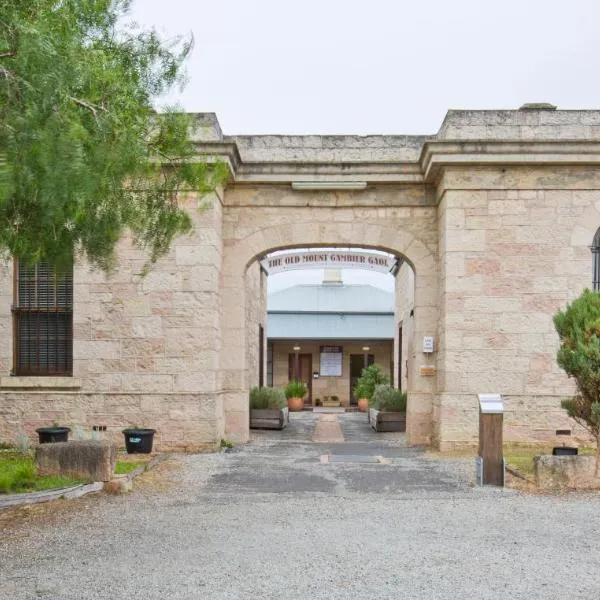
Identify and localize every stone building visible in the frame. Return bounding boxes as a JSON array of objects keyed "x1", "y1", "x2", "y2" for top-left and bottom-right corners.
[
  {"x1": 1, "y1": 104, "x2": 599, "y2": 451},
  {"x1": 267, "y1": 269, "x2": 395, "y2": 407}
]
